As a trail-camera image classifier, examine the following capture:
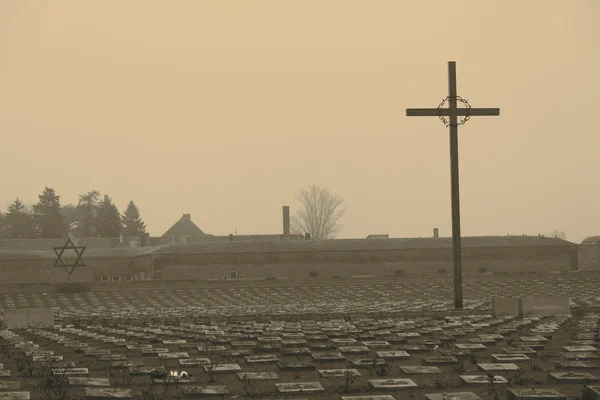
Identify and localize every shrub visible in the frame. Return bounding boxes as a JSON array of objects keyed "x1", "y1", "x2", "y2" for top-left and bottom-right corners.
[{"x1": 437, "y1": 267, "x2": 447, "y2": 274}]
